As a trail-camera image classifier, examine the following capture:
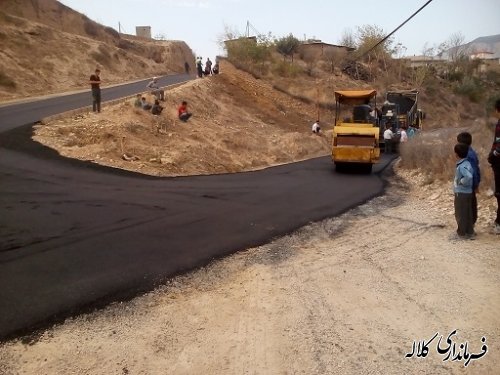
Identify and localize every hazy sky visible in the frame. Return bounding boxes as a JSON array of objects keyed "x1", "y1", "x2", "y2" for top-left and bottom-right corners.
[{"x1": 59, "y1": 0, "x2": 499, "y2": 61}]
